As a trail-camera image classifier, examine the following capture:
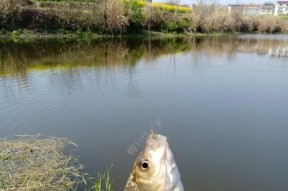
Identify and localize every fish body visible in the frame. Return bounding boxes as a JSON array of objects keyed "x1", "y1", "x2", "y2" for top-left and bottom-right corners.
[{"x1": 124, "y1": 132, "x2": 184, "y2": 191}]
